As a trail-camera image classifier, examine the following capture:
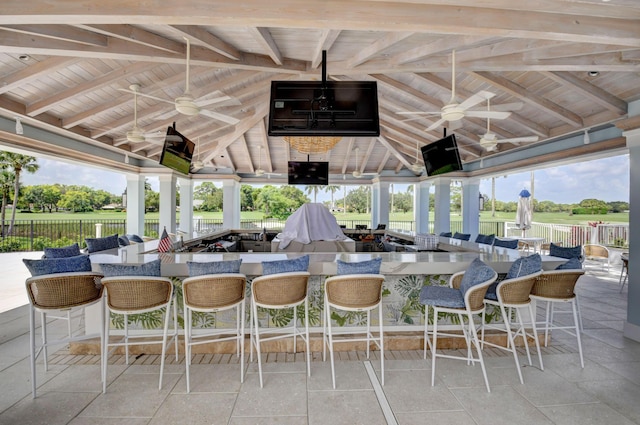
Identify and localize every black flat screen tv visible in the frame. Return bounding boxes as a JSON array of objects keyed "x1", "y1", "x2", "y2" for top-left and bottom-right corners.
[
  {"x1": 159, "y1": 125, "x2": 195, "y2": 175},
  {"x1": 288, "y1": 161, "x2": 329, "y2": 185},
  {"x1": 269, "y1": 81, "x2": 379, "y2": 137},
  {"x1": 421, "y1": 134, "x2": 463, "y2": 176}
]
